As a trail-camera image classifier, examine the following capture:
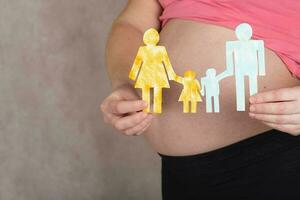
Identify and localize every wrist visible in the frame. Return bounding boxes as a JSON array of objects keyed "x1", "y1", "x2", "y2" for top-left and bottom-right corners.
[{"x1": 111, "y1": 80, "x2": 133, "y2": 90}]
